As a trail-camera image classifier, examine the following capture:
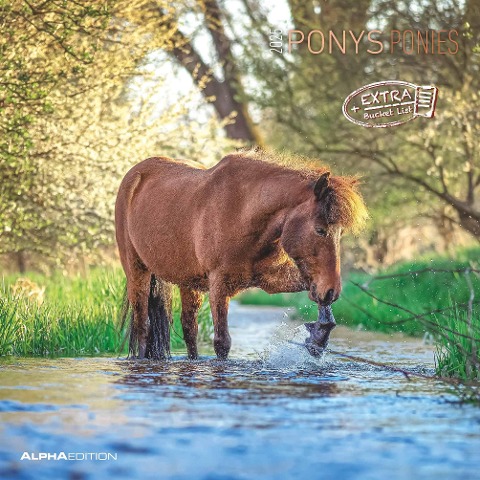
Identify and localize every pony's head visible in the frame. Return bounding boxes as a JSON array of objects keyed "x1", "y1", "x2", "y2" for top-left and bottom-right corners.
[{"x1": 281, "y1": 171, "x2": 368, "y2": 305}]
